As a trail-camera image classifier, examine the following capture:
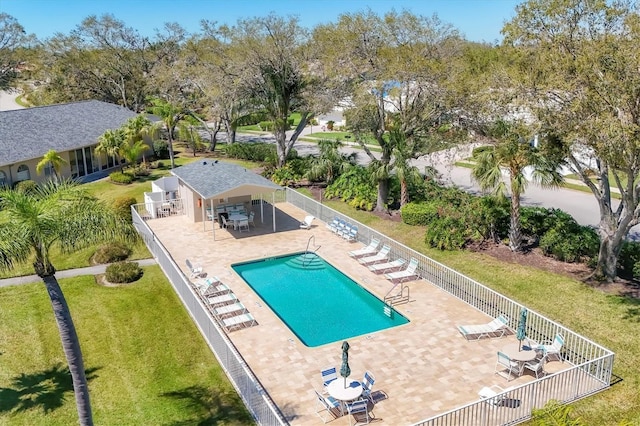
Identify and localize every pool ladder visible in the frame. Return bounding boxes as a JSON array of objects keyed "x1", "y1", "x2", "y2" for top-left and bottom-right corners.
[
  {"x1": 384, "y1": 282, "x2": 410, "y2": 307},
  {"x1": 302, "y1": 235, "x2": 321, "y2": 267}
]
